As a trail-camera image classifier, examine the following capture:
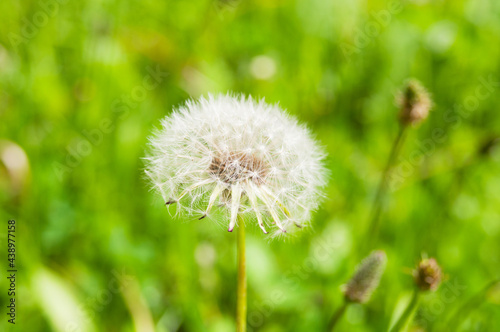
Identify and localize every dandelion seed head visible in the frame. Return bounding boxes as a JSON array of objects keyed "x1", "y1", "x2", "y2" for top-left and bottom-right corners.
[
  {"x1": 397, "y1": 79, "x2": 432, "y2": 126},
  {"x1": 145, "y1": 93, "x2": 327, "y2": 237}
]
